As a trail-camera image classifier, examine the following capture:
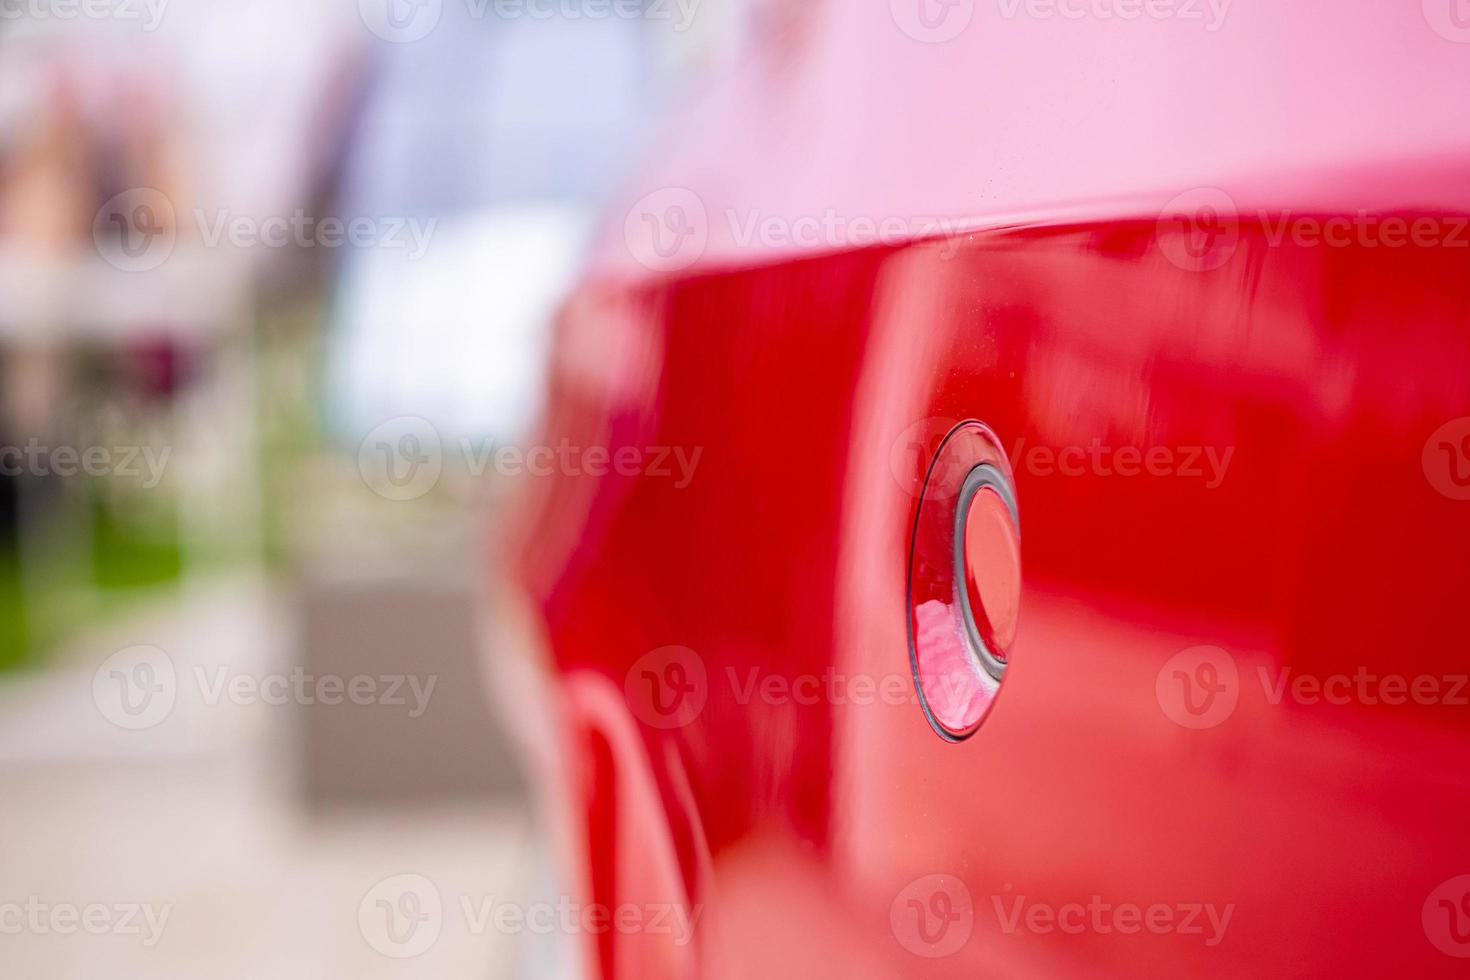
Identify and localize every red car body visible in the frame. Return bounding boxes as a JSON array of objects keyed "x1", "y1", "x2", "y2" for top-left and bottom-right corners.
[{"x1": 495, "y1": 4, "x2": 1470, "y2": 976}]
